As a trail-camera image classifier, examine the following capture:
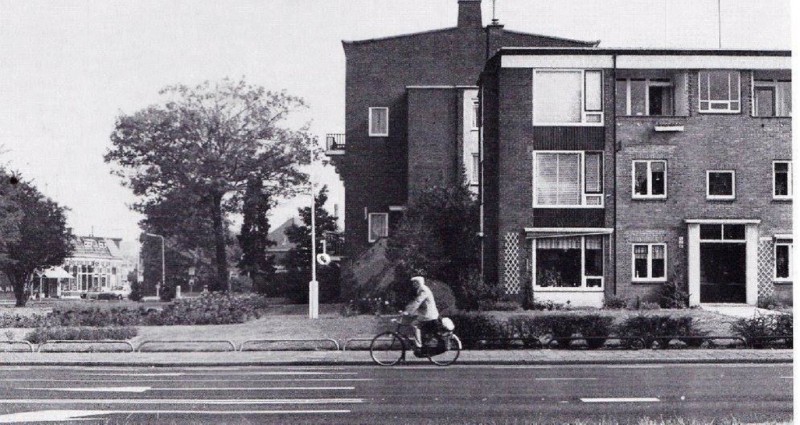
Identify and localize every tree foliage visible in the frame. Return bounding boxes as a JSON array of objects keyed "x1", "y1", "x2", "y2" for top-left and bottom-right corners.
[
  {"x1": 0, "y1": 171, "x2": 73, "y2": 306},
  {"x1": 105, "y1": 78, "x2": 315, "y2": 292},
  {"x1": 386, "y1": 180, "x2": 481, "y2": 309},
  {"x1": 284, "y1": 186, "x2": 341, "y2": 303},
  {"x1": 237, "y1": 177, "x2": 277, "y2": 294}
]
